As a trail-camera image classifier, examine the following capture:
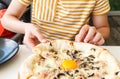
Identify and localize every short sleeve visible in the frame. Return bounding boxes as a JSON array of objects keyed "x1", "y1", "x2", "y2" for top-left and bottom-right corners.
[
  {"x1": 18, "y1": 0, "x2": 33, "y2": 6},
  {"x1": 92, "y1": 0, "x2": 110, "y2": 15}
]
